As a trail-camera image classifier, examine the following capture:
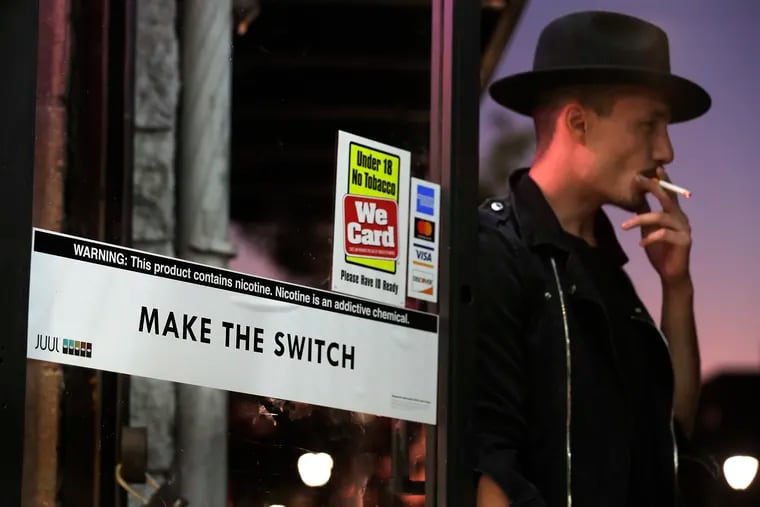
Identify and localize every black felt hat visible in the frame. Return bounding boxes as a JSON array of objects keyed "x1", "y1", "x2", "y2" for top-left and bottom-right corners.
[{"x1": 489, "y1": 11, "x2": 711, "y2": 123}]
